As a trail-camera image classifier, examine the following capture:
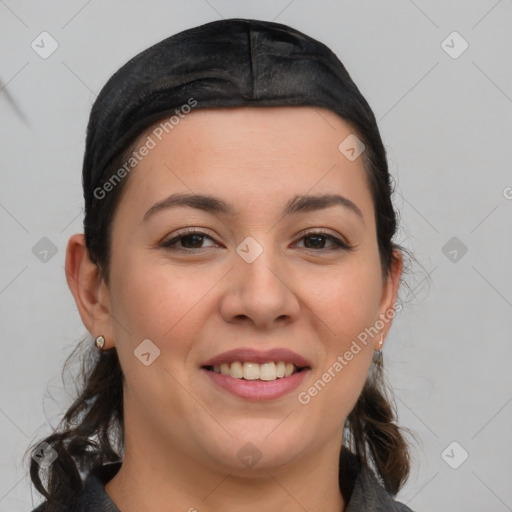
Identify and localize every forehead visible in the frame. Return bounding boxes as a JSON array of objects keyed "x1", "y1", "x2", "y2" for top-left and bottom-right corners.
[{"x1": 116, "y1": 106, "x2": 374, "y2": 223}]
